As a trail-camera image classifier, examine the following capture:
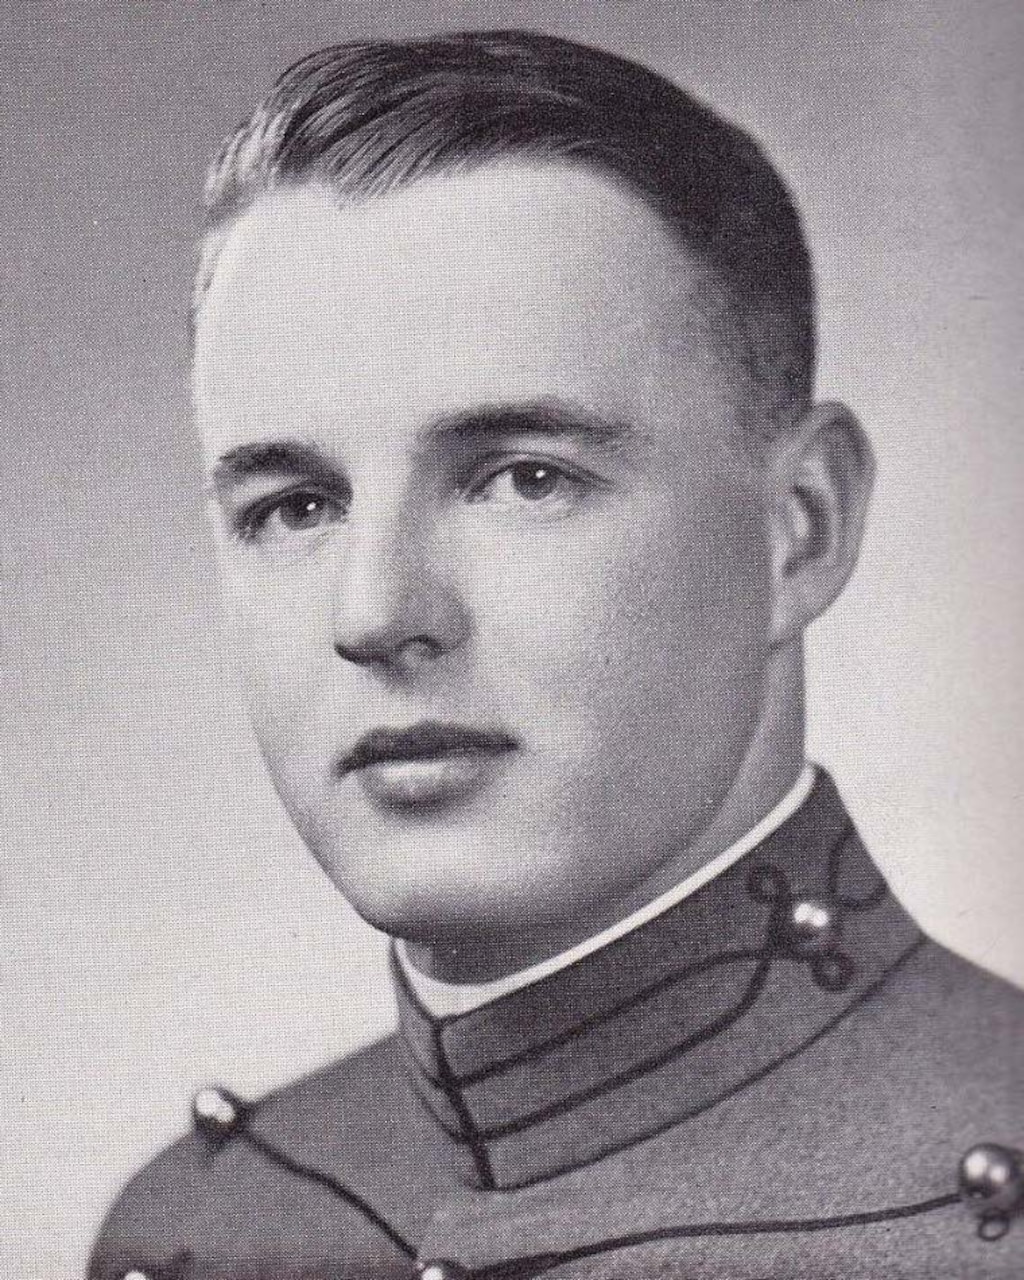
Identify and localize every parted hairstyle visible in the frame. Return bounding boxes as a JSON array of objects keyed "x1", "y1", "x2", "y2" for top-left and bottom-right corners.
[{"x1": 195, "y1": 29, "x2": 816, "y2": 439}]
